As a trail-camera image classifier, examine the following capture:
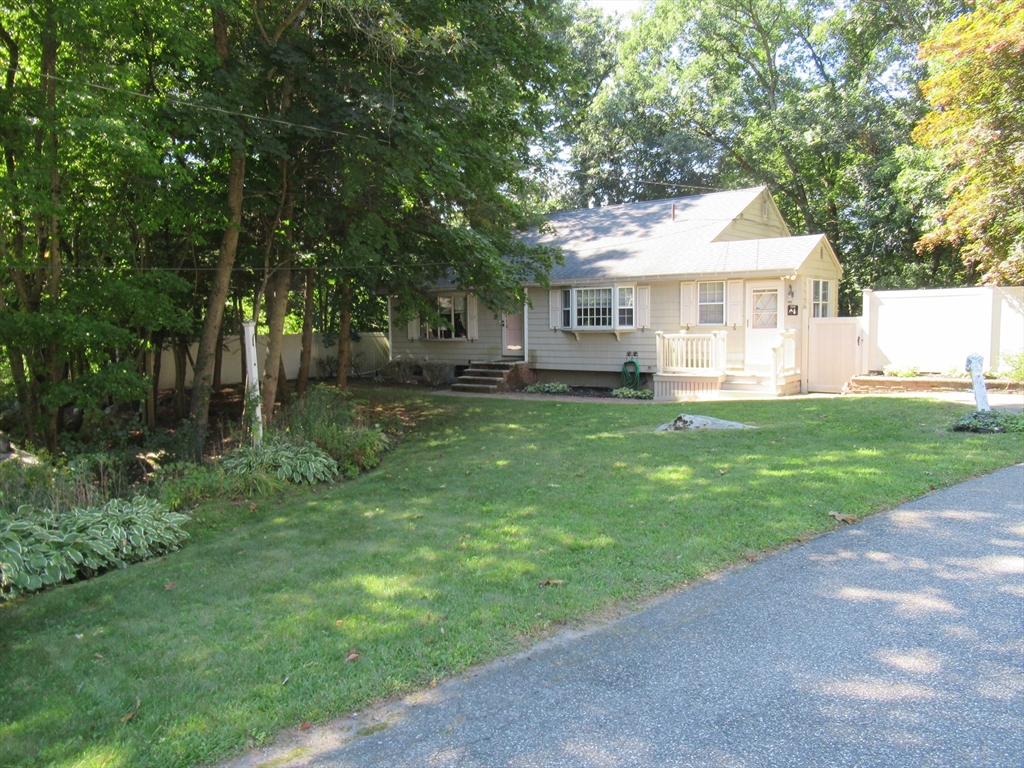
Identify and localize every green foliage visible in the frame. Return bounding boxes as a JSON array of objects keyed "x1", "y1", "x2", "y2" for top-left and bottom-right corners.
[
  {"x1": 612, "y1": 387, "x2": 654, "y2": 400},
  {"x1": 883, "y1": 365, "x2": 921, "y2": 378},
  {"x1": 0, "y1": 454, "x2": 115, "y2": 516},
  {"x1": 271, "y1": 385, "x2": 392, "y2": 480},
  {"x1": 0, "y1": 496, "x2": 189, "y2": 599},
  {"x1": 420, "y1": 361, "x2": 454, "y2": 387},
  {"x1": 1000, "y1": 350, "x2": 1024, "y2": 383},
  {"x1": 377, "y1": 358, "x2": 417, "y2": 385},
  {"x1": 950, "y1": 410, "x2": 1024, "y2": 433},
  {"x1": 915, "y1": 0, "x2": 1024, "y2": 283},
  {"x1": 565, "y1": 0, "x2": 969, "y2": 311},
  {"x1": 524, "y1": 382, "x2": 572, "y2": 394},
  {"x1": 333, "y1": 427, "x2": 391, "y2": 479},
  {"x1": 221, "y1": 439, "x2": 338, "y2": 485}
]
